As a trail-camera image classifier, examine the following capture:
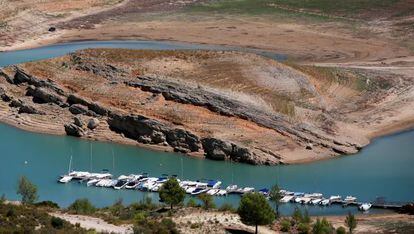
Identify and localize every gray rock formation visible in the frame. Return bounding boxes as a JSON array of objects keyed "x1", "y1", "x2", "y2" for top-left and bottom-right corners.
[
  {"x1": 201, "y1": 137, "x2": 256, "y2": 164},
  {"x1": 126, "y1": 75, "x2": 360, "y2": 156},
  {"x1": 87, "y1": 118, "x2": 100, "y2": 130},
  {"x1": 108, "y1": 113, "x2": 200, "y2": 152},
  {"x1": 67, "y1": 94, "x2": 111, "y2": 116},
  {"x1": 69, "y1": 104, "x2": 88, "y2": 115},
  {"x1": 26, "y1": 86, "x2": 65, "y2": 107},
  {"x1": 0, "y1": 87, "x2": 12, "y2": 102},
  {"x1": 9, "y1": 99, "x2": 23, "y2": 108},
  {"x1": 13, "y1": 67, "x2": 65, "y2": 95},
  {"x1": 64, "y1": 123, "x2": 86, "y2": 137},
  {"x1": 74, "y1": 116, "x2": 84, "y2": 127},
  {"x1": 18, "y1": 104, "x2": 45, "y2": 115}
]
